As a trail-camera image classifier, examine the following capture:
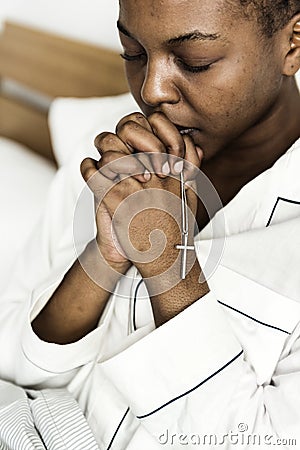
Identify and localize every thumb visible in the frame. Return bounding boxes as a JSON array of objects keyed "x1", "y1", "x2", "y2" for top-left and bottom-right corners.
[{"x1": 80, "y1": 158, "x2": 113, "y2": 201}]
